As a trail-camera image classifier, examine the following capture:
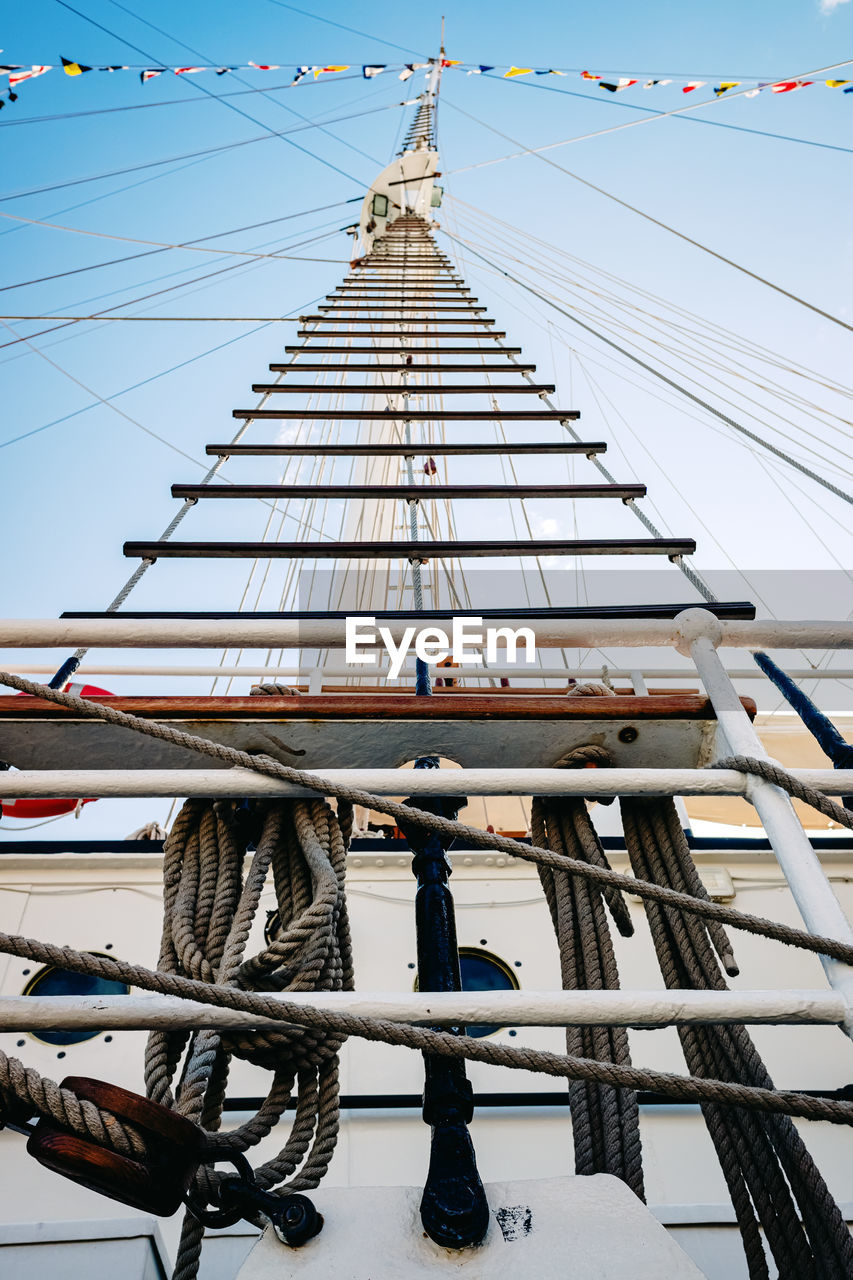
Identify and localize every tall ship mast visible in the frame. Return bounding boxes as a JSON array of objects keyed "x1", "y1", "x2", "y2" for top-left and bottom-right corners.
[{"x1": 0, "y1": 45, "x2": 851, "y2": 1280}]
